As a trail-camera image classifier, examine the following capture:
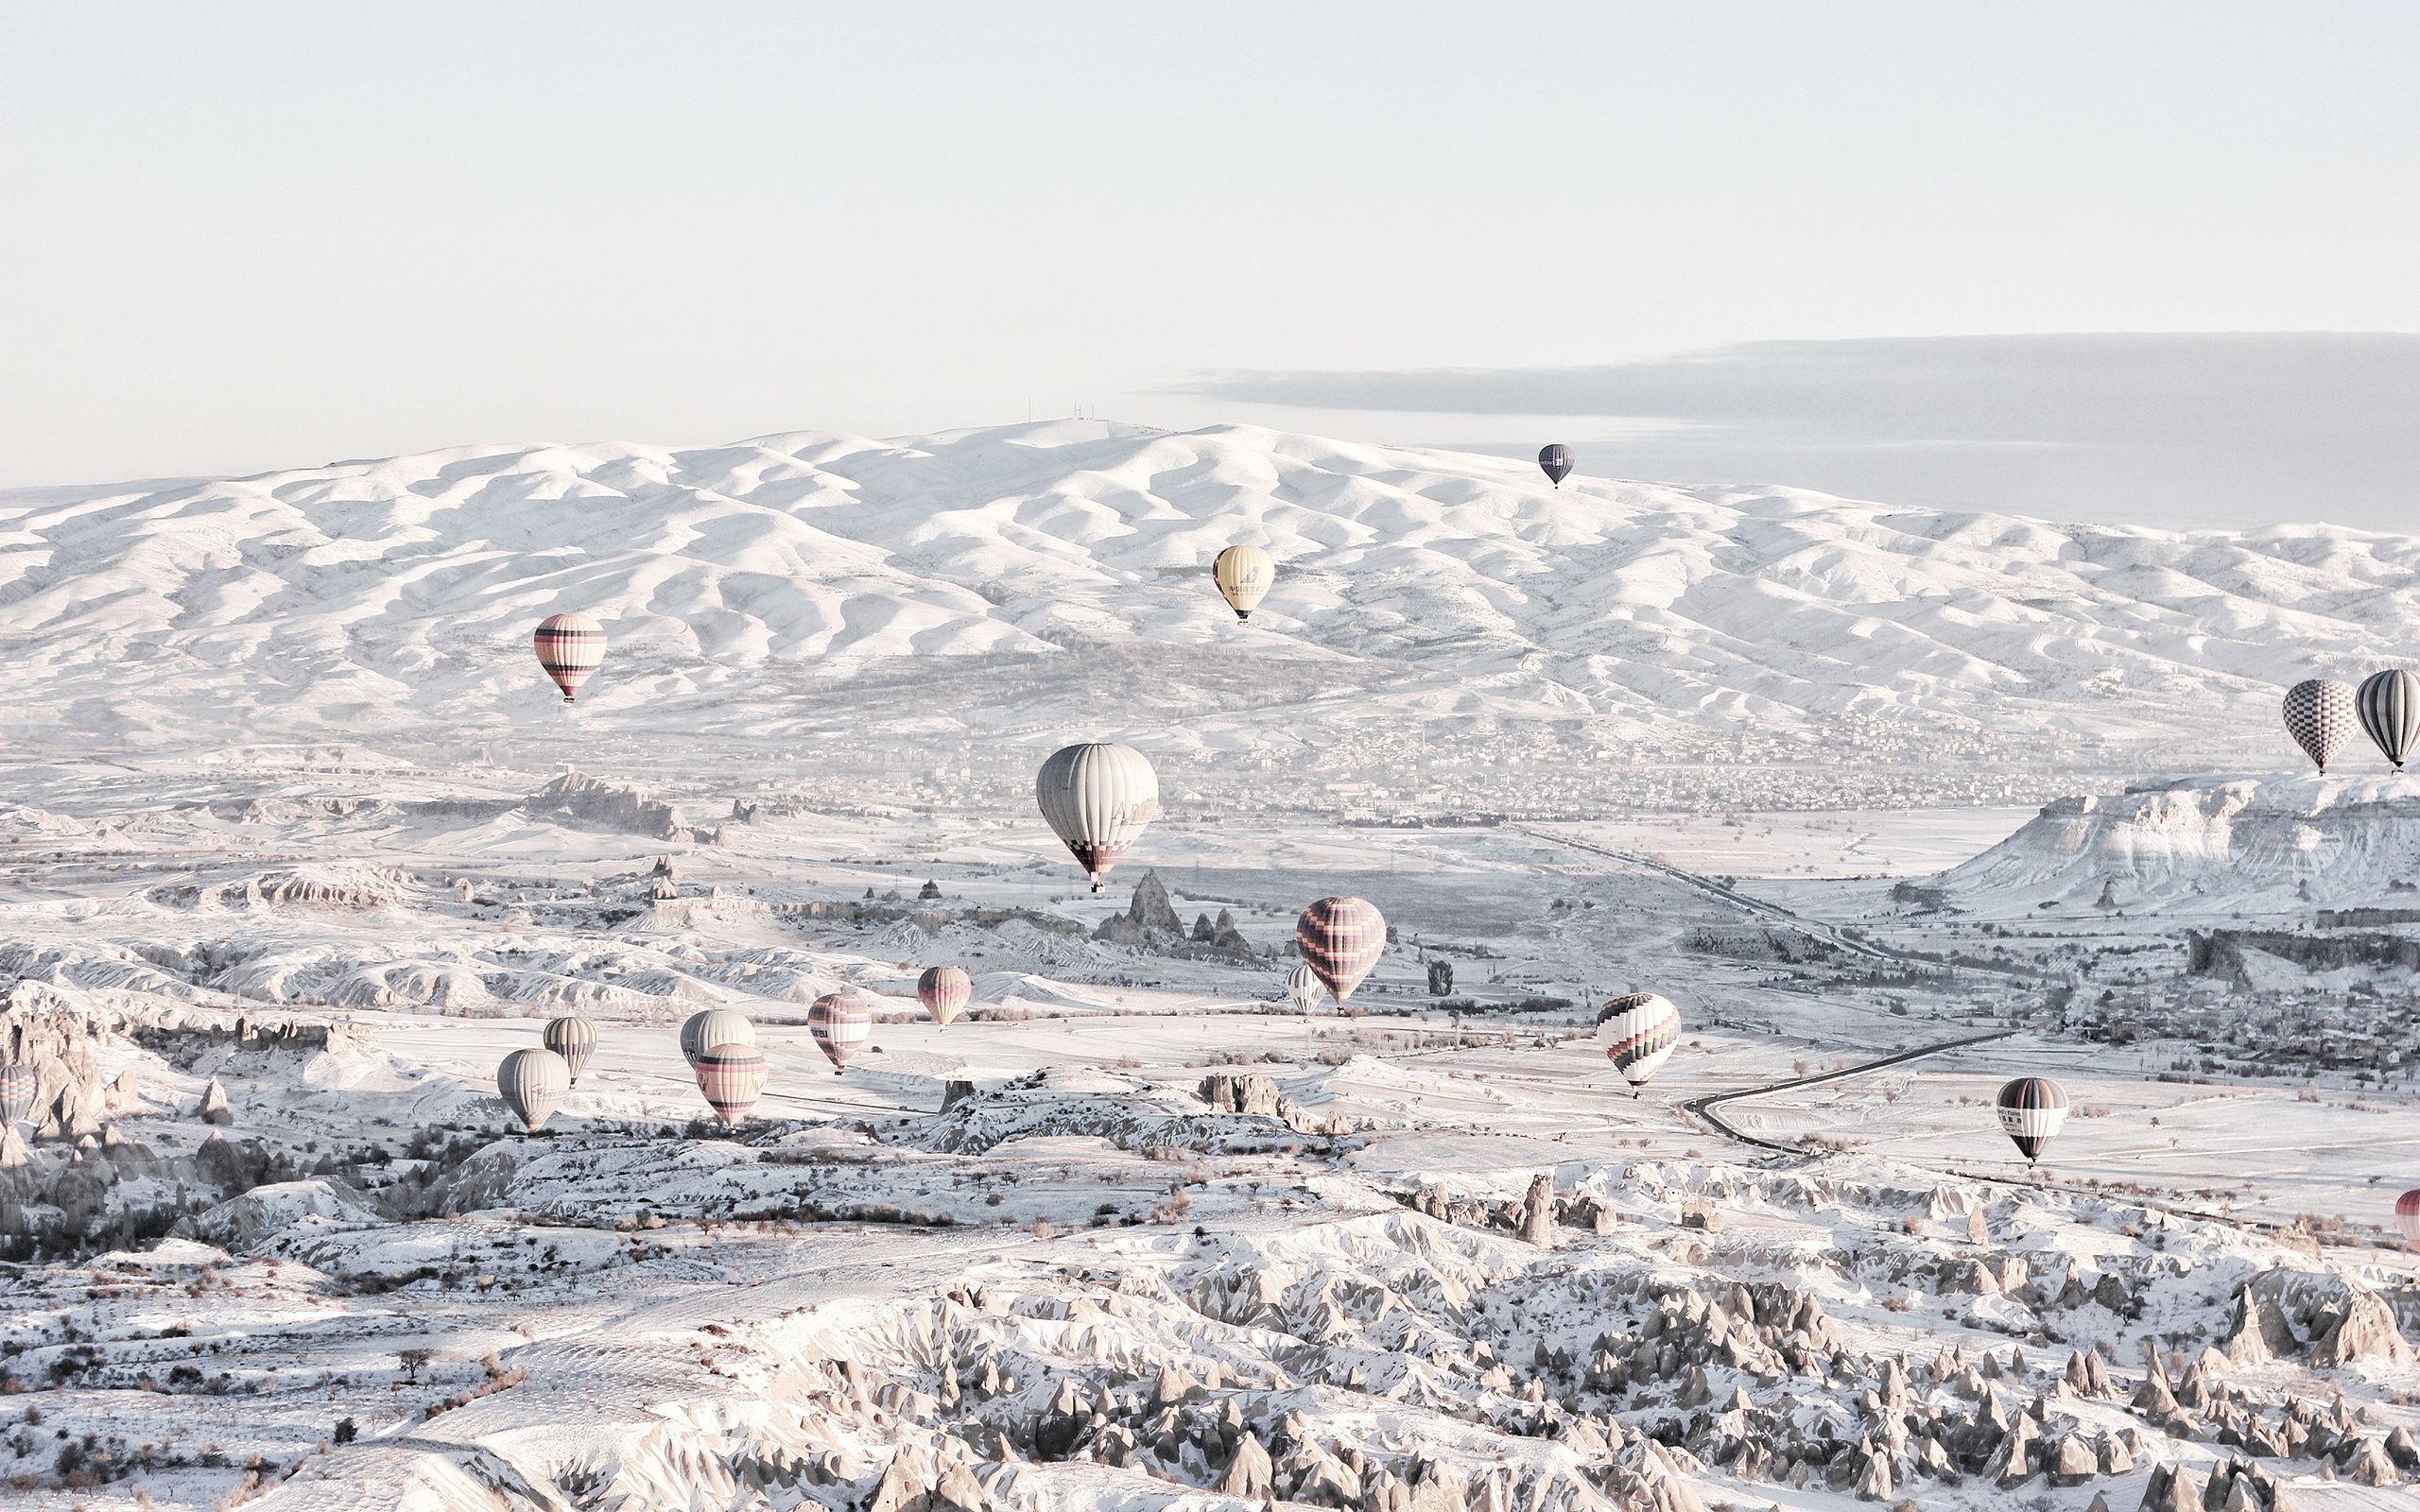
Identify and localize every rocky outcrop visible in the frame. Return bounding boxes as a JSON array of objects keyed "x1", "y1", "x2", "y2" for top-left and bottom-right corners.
[{"x1": 528, "y1": 771, "x2": 705, "y2": 843}]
